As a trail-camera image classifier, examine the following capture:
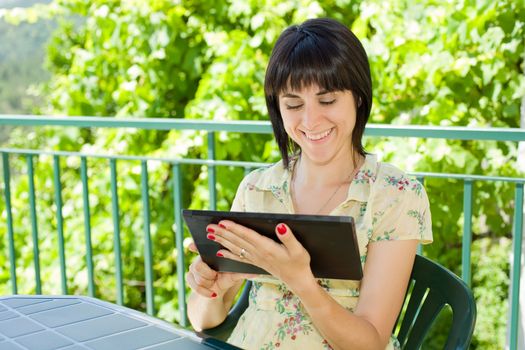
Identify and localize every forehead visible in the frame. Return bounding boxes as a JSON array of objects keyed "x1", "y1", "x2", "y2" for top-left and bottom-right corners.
[{"x1": 279, "y1": 82, "x2": 331, "y2": 95}]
